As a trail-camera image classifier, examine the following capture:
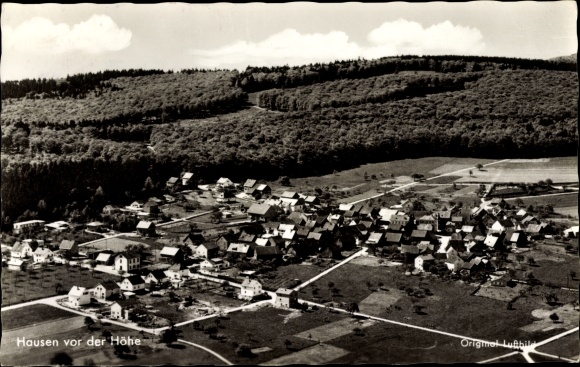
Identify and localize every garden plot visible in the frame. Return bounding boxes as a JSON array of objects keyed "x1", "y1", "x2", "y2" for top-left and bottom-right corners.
[
  {"x1": 475, "y1": 283, "x2": 526, "y2": 302},
  {"x1": 260, "y1": 343, "x2": 349, "y2": 365},
  {"x1": 359, "y1": 289, "x2": 405, "y2": 315},
  {"x1": 294, "y1": 318, "x2": 376, "y2": 343}
]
